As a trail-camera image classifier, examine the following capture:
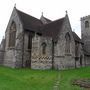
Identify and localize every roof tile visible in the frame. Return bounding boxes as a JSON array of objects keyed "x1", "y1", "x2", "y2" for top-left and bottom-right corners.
[{"x1": 16, "y1": 9, "x2": 42, "y2": 32}]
